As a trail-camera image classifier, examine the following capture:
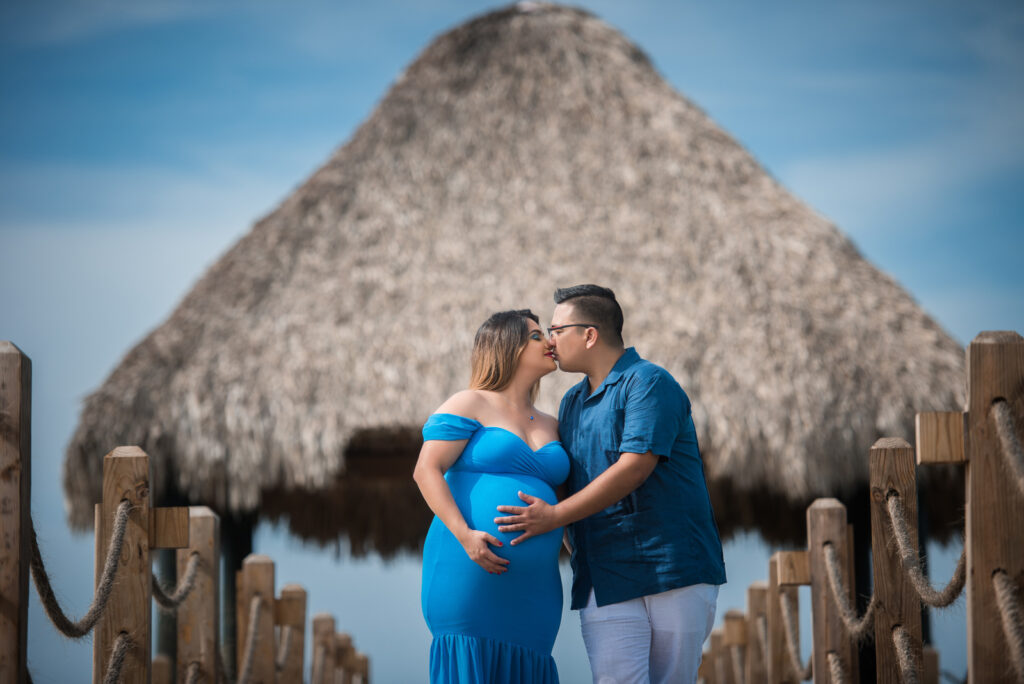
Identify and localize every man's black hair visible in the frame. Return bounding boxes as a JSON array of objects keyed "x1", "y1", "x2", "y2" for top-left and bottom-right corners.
[{"x1": 553, "y1": 284, "x2": 624, "y2": 346}]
